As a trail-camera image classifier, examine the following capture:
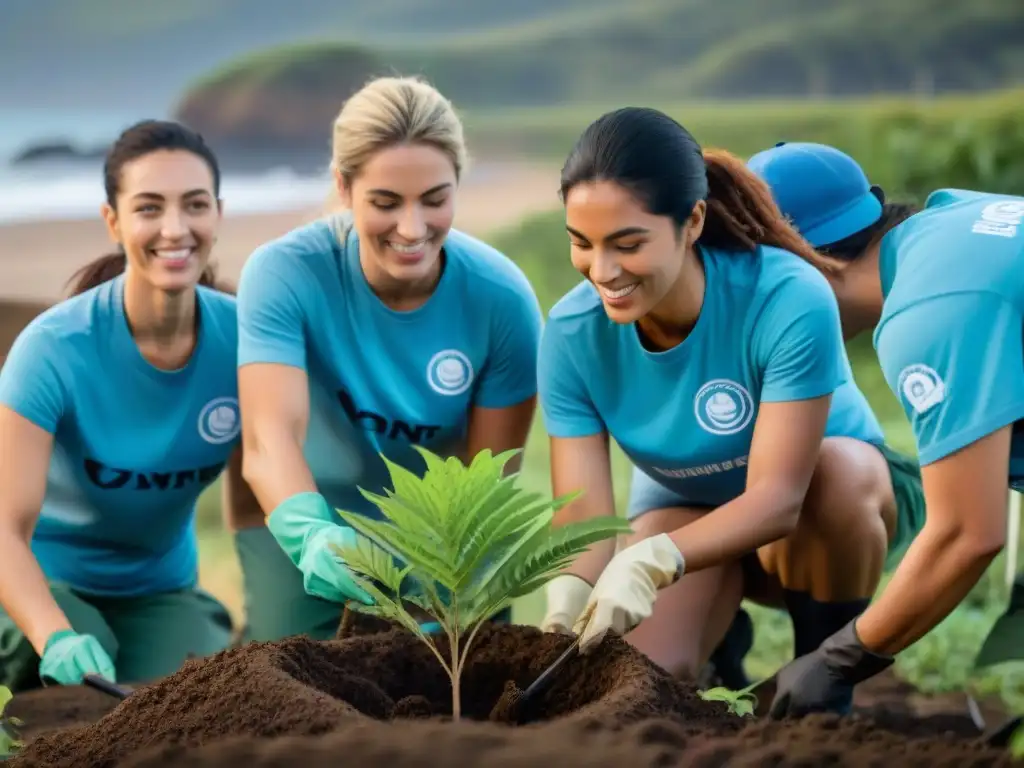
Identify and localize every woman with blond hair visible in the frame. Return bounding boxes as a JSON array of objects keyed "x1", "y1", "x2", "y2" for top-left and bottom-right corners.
[{"x1": 233, "y1": 76, "x2": 543, "y2": 641}]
